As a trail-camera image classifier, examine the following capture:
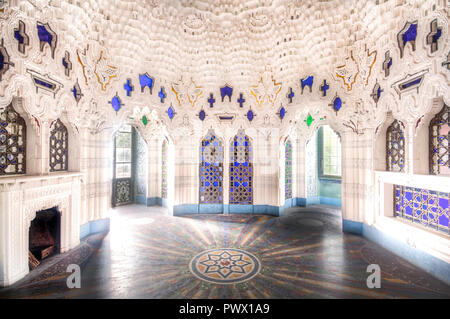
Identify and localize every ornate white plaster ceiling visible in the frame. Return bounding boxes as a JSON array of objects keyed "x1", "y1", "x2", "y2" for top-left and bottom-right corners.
[{"x1": 16, "y1": 0, "x2": 436, "y2": 87}]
